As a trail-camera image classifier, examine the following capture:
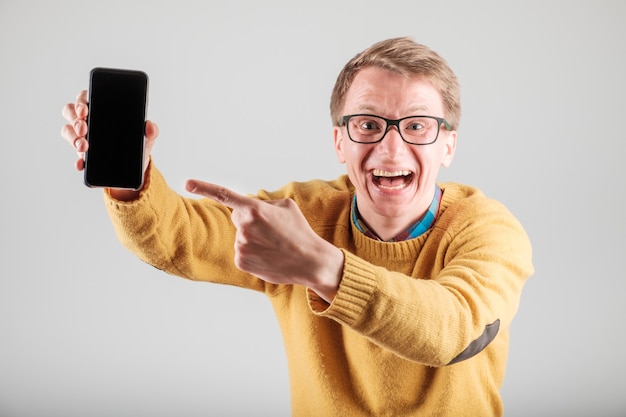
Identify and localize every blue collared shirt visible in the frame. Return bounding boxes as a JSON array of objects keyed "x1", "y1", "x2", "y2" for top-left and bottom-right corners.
[{"x1": 351, "y1": 185, "x2": 442, "y2": 242}]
